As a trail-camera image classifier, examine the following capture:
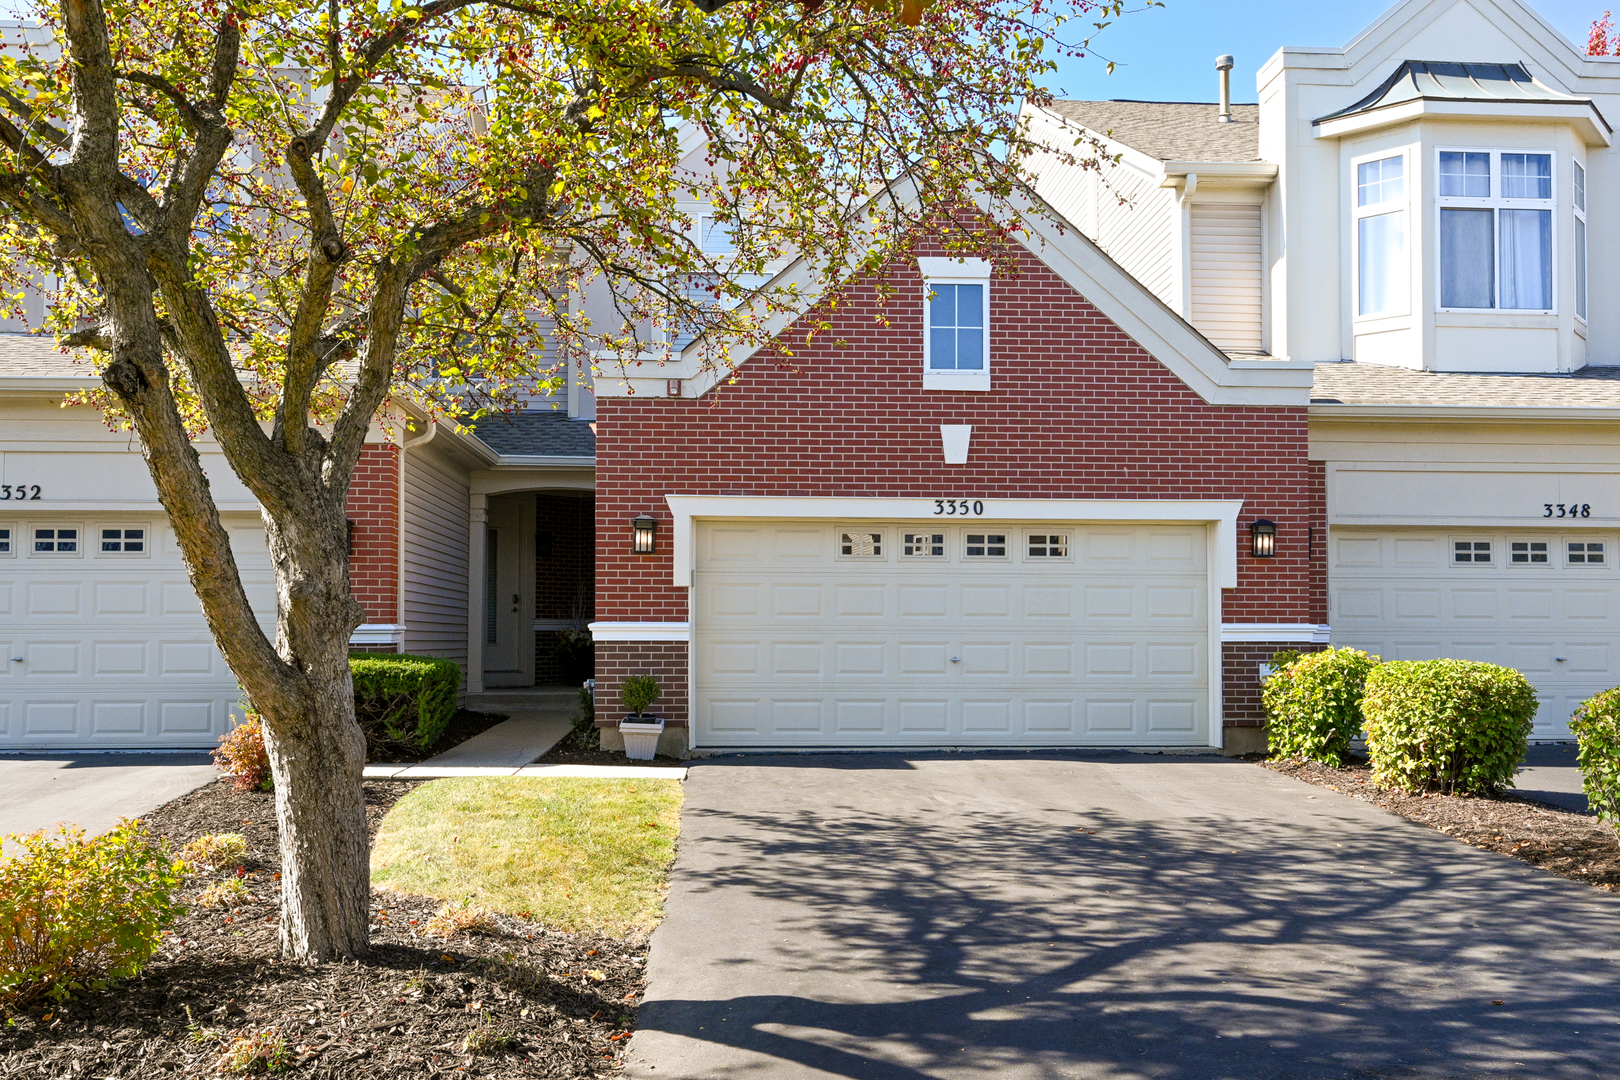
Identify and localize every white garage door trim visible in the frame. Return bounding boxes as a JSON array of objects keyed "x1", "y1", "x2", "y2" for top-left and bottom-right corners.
[
  {"x1": 664, "y1": 498, "x2": 1244, "y2": 589},
  {"x1": 666, "y1": 497, "x2": 1243, "y2": 751}
]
